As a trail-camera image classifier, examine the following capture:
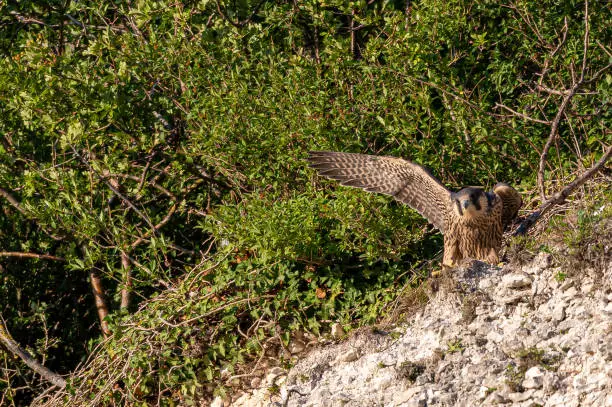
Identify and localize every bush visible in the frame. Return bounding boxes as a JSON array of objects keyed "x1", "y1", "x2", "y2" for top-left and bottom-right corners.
[{"x1": 0, "y1": 0, "x2": 608, "y2": 404}]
